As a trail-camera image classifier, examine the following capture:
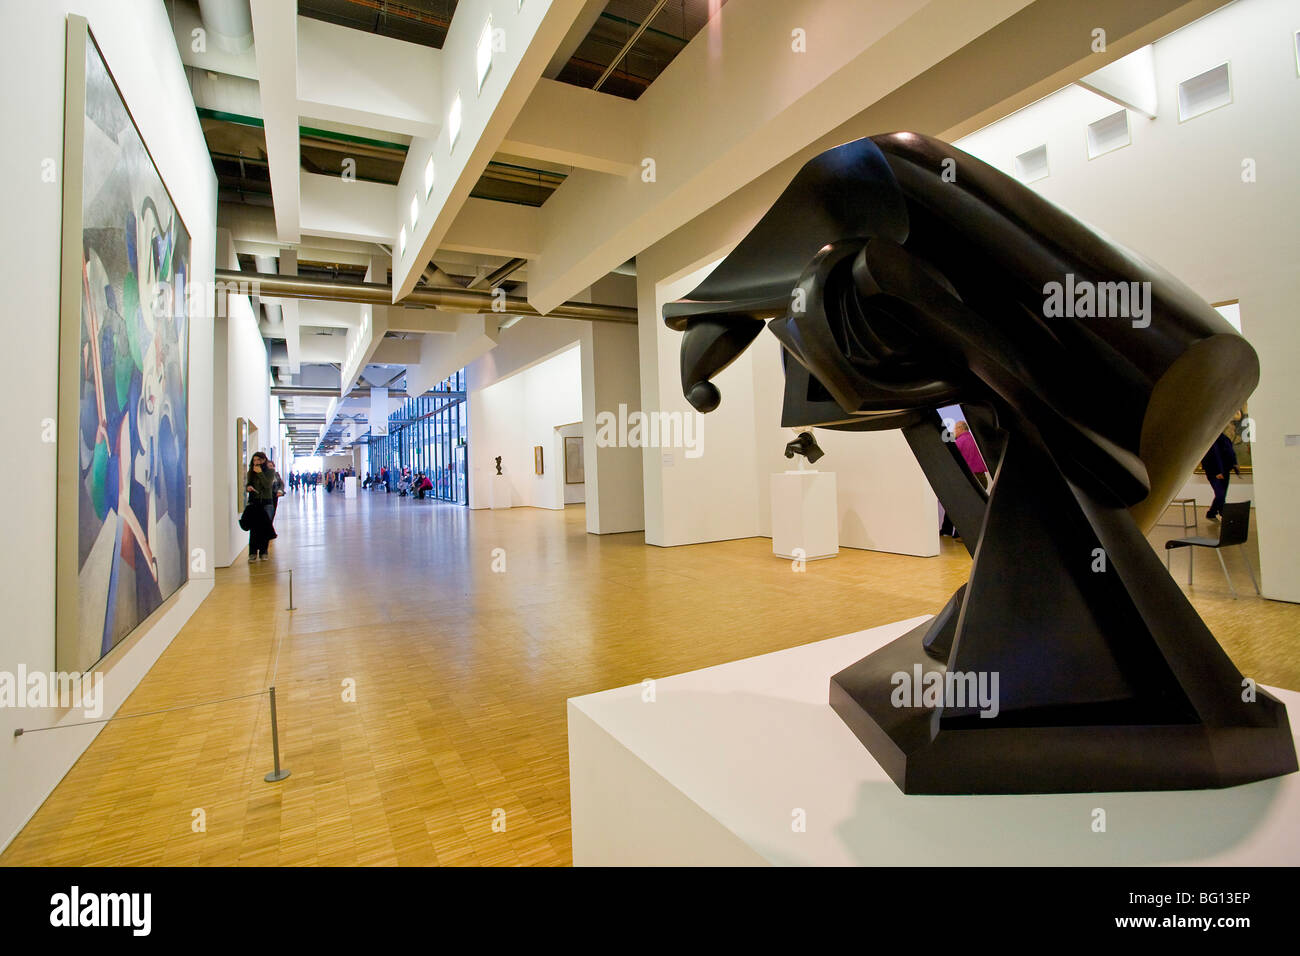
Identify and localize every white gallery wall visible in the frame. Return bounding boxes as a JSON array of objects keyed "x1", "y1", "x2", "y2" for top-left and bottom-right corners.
[
  {"x1": 953, "y1": 0, "x2": 1300, "y2": 601},
  {"x1": 471, "y1": 343, "x2": 583, "y2": 510},
  {"x1": 638, "y1": 251, "x2": 938, "y2": 555},
  {"x1": 750, "y1": 337, "x2": 940, "y2": 557},
  {"x1": 213, "y1": 231, "x2": 273, "y2": 568},
  {"x1": 466, "y1": 312, "x2": 643, "y2": 532},
  {"x1": 0, "y1": 0, "x2": 217, "y2": 850}
]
